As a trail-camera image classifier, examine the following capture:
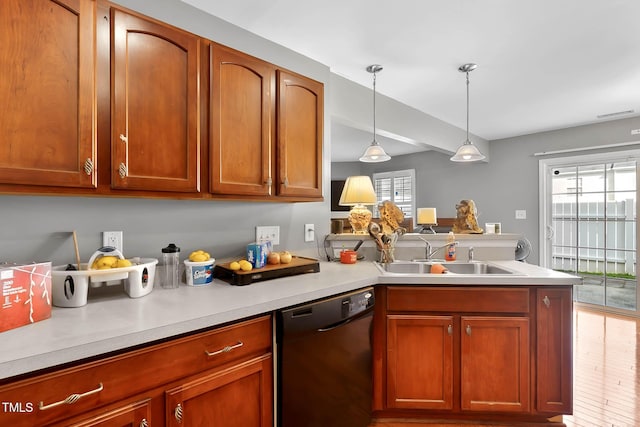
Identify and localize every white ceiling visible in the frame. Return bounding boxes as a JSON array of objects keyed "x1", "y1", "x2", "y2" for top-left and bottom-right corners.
[{"x1": 181, "y1": 0, "x2": 640, "y2": 161}]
